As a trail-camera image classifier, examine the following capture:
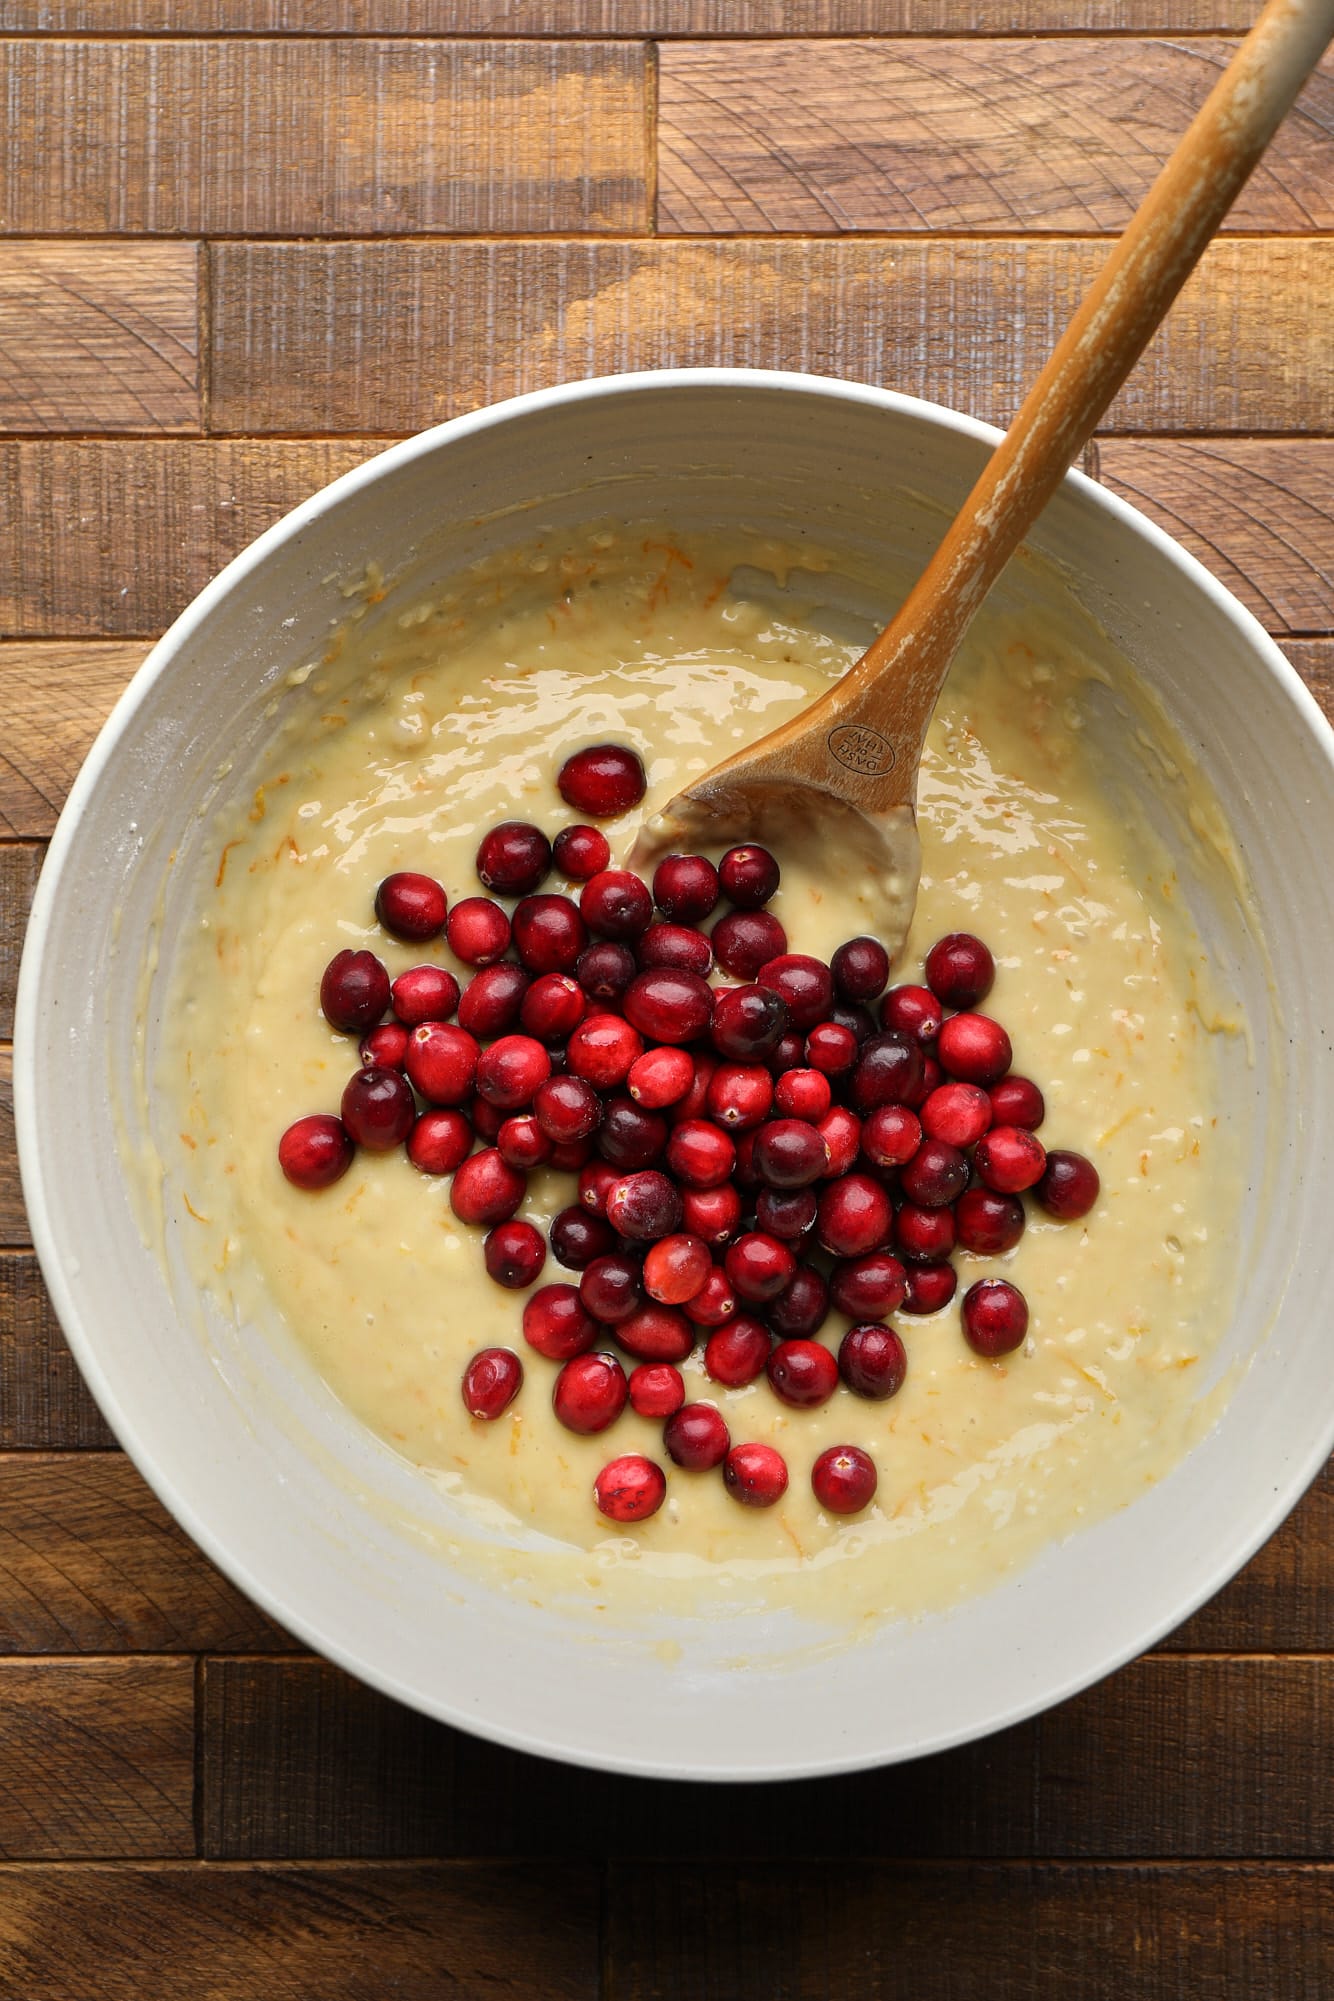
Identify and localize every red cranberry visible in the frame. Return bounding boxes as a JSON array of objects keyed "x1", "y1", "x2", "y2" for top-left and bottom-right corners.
[
  {"x1": 637, "y1": 922, "x2": 713, "y2": 977},
  {"x1": 839, "y1": 1324, "x2": 907, "y2": 1401},
  {"x1": 606, "y1": 1169, "x2": 682, "y2": 1242},
  {"x1": 666, "y1": 1119, "x2": 735, "y2": 1190},
  {"x1": 724, "y1": 1232, "x2": 796, "y2": 1304},
  {"x1": 817, "y1": 1105, "x2": 862, "y2": 1178},
  {"x1": 451, "y1": 1148, "x2": 526, "y2": 1226},
  {"x1": 579, "y1": 1159, "x2": 620, "y2": 1216},
  {"x1": 664, "y1": 1402, "x2": 730, "y2": 1472},
  {"x1": 1036, "y1": 1149, "x2": 1100, "y2": 1220},
  {"x1": 681, "y1": 1182, "x2": 743, "y2": 1245},
  {"x1": 753, "y1": 1118, "x2": 830, "y2": 1189},
  {"x1": 900, "y1": 1138, "x2": 969, "y2": 1208},
  {"x1": 594, "y1": 1453, "x2": 665, "y2": 1522},
  {"x1": 375, "y1": 870, "x2": 447, "y2": 942},
  {"x1": 643, "y1": 1233, "x2": 712, "y2": 1306},
  {"x1": 549, "y1": 1205, "x2": 616, "y2": 1270},
  {"x1": 553, "y1": 823, "x2": 610, "y2": 881},
  {"x1": 812, "y1": 1444, "x2": 878, "y2": 1514},
  {"x1": 816, "y1": 1172, "x2": 892, "y2": 1257},
  {"x1": 568, "y1": 1014, "x2": 643, "y2": 1090},
  {"x1": 767, "y1": 1266, "x2": 830, "y2": 1340},
  {"x1": 597, "y1": 1096, "x2": 668, "y2": 1171},
  {"x1": 522, "y1": 1283, "x2": 598, "y2": 1360},
  {"x1": 628, "y1": 1363, "x2": 685, "y2": 1419},
  {"x1": 989, "y1": 1074, "x2": 1045, "y2": 1129},
  {"x1": 446, "y1": 897, "x2": 512, "y2": 969},
  {"x1": 534, "y1": 1074, "x2": 601, "y2": 1143},
  {"x1": 579, "y1": 1253, "x2": 642, "y2": 1325},
  {"x1": 805, "y1": 1021, "x2": 859, "y2": 1075},
  {"x1": 921, "y1": 1081, "x2": 992, "y2": 1149},
  {"x1": 391, "y1": 966, "x2": 460, "y2": 1028},
  {"x1": 474, "y1": 1034, "x2": 551, "y2": 1111},
  {"x1": 575, "y1": 941, "x2": 637, "y2": 1003},
  {"x1": 360, "y1": 1021, "x2": 409, "y2": 1069},
  {"x1": 830, "y1": 934, "x2": 890, "y2": 1003},
  {"x1": 408, "y1": 1108, "x2": 473, "y2": 1175},
  {"x1": 520, "y1": 973, "x2": 585, "y2": 1043},
  {"x1": 551, "y1": 1135, "x2": 595, "y2": 1172},
  {"x1": 713, "y1": 908, "x2": 787, "y2": 979},
  {"x1": 461, "y1": 1347, "x2": 523, "y2": 1421},
  {"x1": 553, "y1": 1351, "x2": 628, "y2": 1434},
  {"x1": 558, "y1": 743, "x2": 646, "y2": 818},
  {"x1": 861, "y1": 1103, "x2": 922, "y2": 1168},
  {"x1": 830, "y1": 1251, "x2": 907, "y2": 1320},
  {"x1": 755, "y1": 1187, "x2": 817, "y2": 1241},
  {"x1": 469, "y1": 1094, "x2": 505, "y2": 1141},
  {"x1": 704, "y1": 1315, "x2": 772, "y2": 1387},
  {"x1": 718, "y1": 844, "x2": 780, "y2": 908},
  {"x1": 956, "y1": 1188, "x2": 1026, "y2": 1255},
  {"x1": 774, "y1": 1069, "x2": 831, "y2": 1122},
  {"x1": 925, "y1": 932, "x2": 996, "y2": 1010},
  {"x1": 880, "y1": 983, "x2": 943, "y2": 1044},
  {"x1": 937, "y1": 1012, "x2": 1012, "y2": 1086},
  {"x1": 767, "y1": 1338, "x2": 838, "y2": 1408},
  {"x1": 671, "y1": 1052, "x2": 717, "y2": 1124},
  {"x1": 653, "y1": 853, "x2": 720, "y2": 924},
  {"x1": 278, "y1": 1113, "x2": 354, "y2": 1190},
  {"x1": 710, "y1": 984, "x2": 789, "y2": 1061},
  {"x1": 624, "y1": 968, "x2": 713, "y2": 1045},
  {"x1": 475, "y1": 821, "x2": 551, "y2": 897},
  {"x1": 707, "y1": 1063, "x2": 774, "y2": 1131},
  {"x1": 628, "y1": 1045, "x2": 695, "y2": 1110},
  {"x1": 908, "y1": 1053, "x2": 944, "y2": 1109},
  {"x1": 962, "y1": 1276, "x2": 1029, "y2": 1357},
  {"x1": 581, "y1": 869, "x2": 654, "y2": 941},
  {"x1": 724, "y1": 1442, "x2": 788, "y2": 1508},
  {"x1": 975, "y1": 1125, "x2": 1047, "y2": 1194},
  {"x1": 617, "y1": 1303, "x2": 694, "y2": 1363},
  {"x1": 771, "y1": 1030, "x2": 808, "y2": 1073},
  {"x1": 734, "y1": 1129, "x2": 761, "y2": 1190},
  {"x1": 512, "y1": 894, "x2": 588, "y2": 975},
  {"x1": 758, "y1": 954, "x2": 834, "y2": 1032},
  {"x1": 896, "y1": 1202, "x2": 957, "y2": 1263},
  {"x1": 496, "y1": 1114, "x2": 552, "y2": 1171},
  {"x1": 902, "y1": 1261, "x2": 958, "y2": 1315},
  {"x1": 340, "y1": 1066, "x2": 413, "y2": 1151},
  {"x1": 321, "y1": 949, "x2": 390, "y2": 1034},
  {"x1": 484, "y1": 1219, "x2": 547, "y2": 1290},
  {"x1": 683, "y1": 1264, "x2": 736, "y2": 1327},
  {"x1": 458, "y1": 963, "x2": 528, "y2": 1037},
  {"x1": 851, "y1": 1031, "x2": 925, "y2": 1114}
]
